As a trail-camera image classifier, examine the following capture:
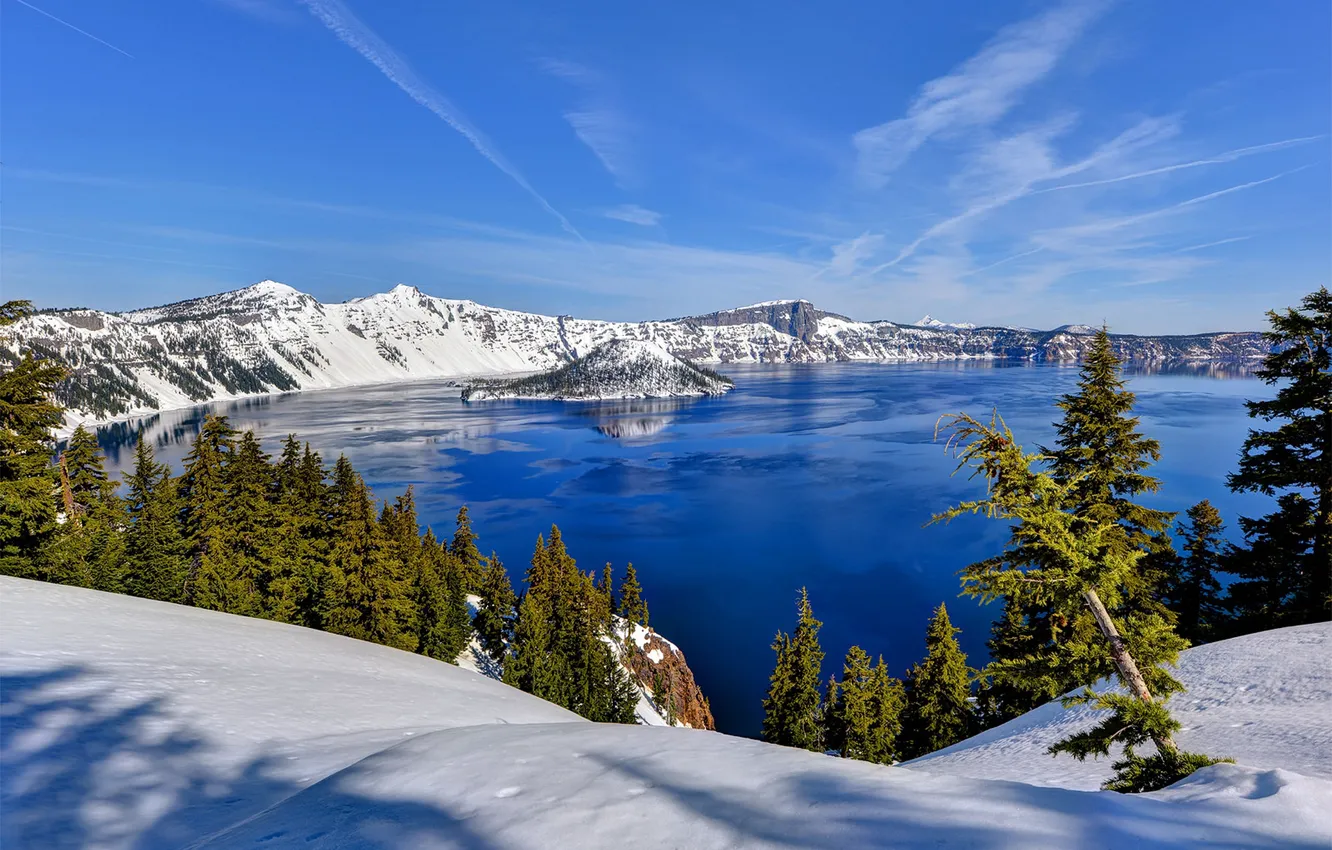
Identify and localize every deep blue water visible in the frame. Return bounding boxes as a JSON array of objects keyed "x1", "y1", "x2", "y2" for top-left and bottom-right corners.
[{"x1": 96, "y1": 362, "x2": 1274, "y2": 735}]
